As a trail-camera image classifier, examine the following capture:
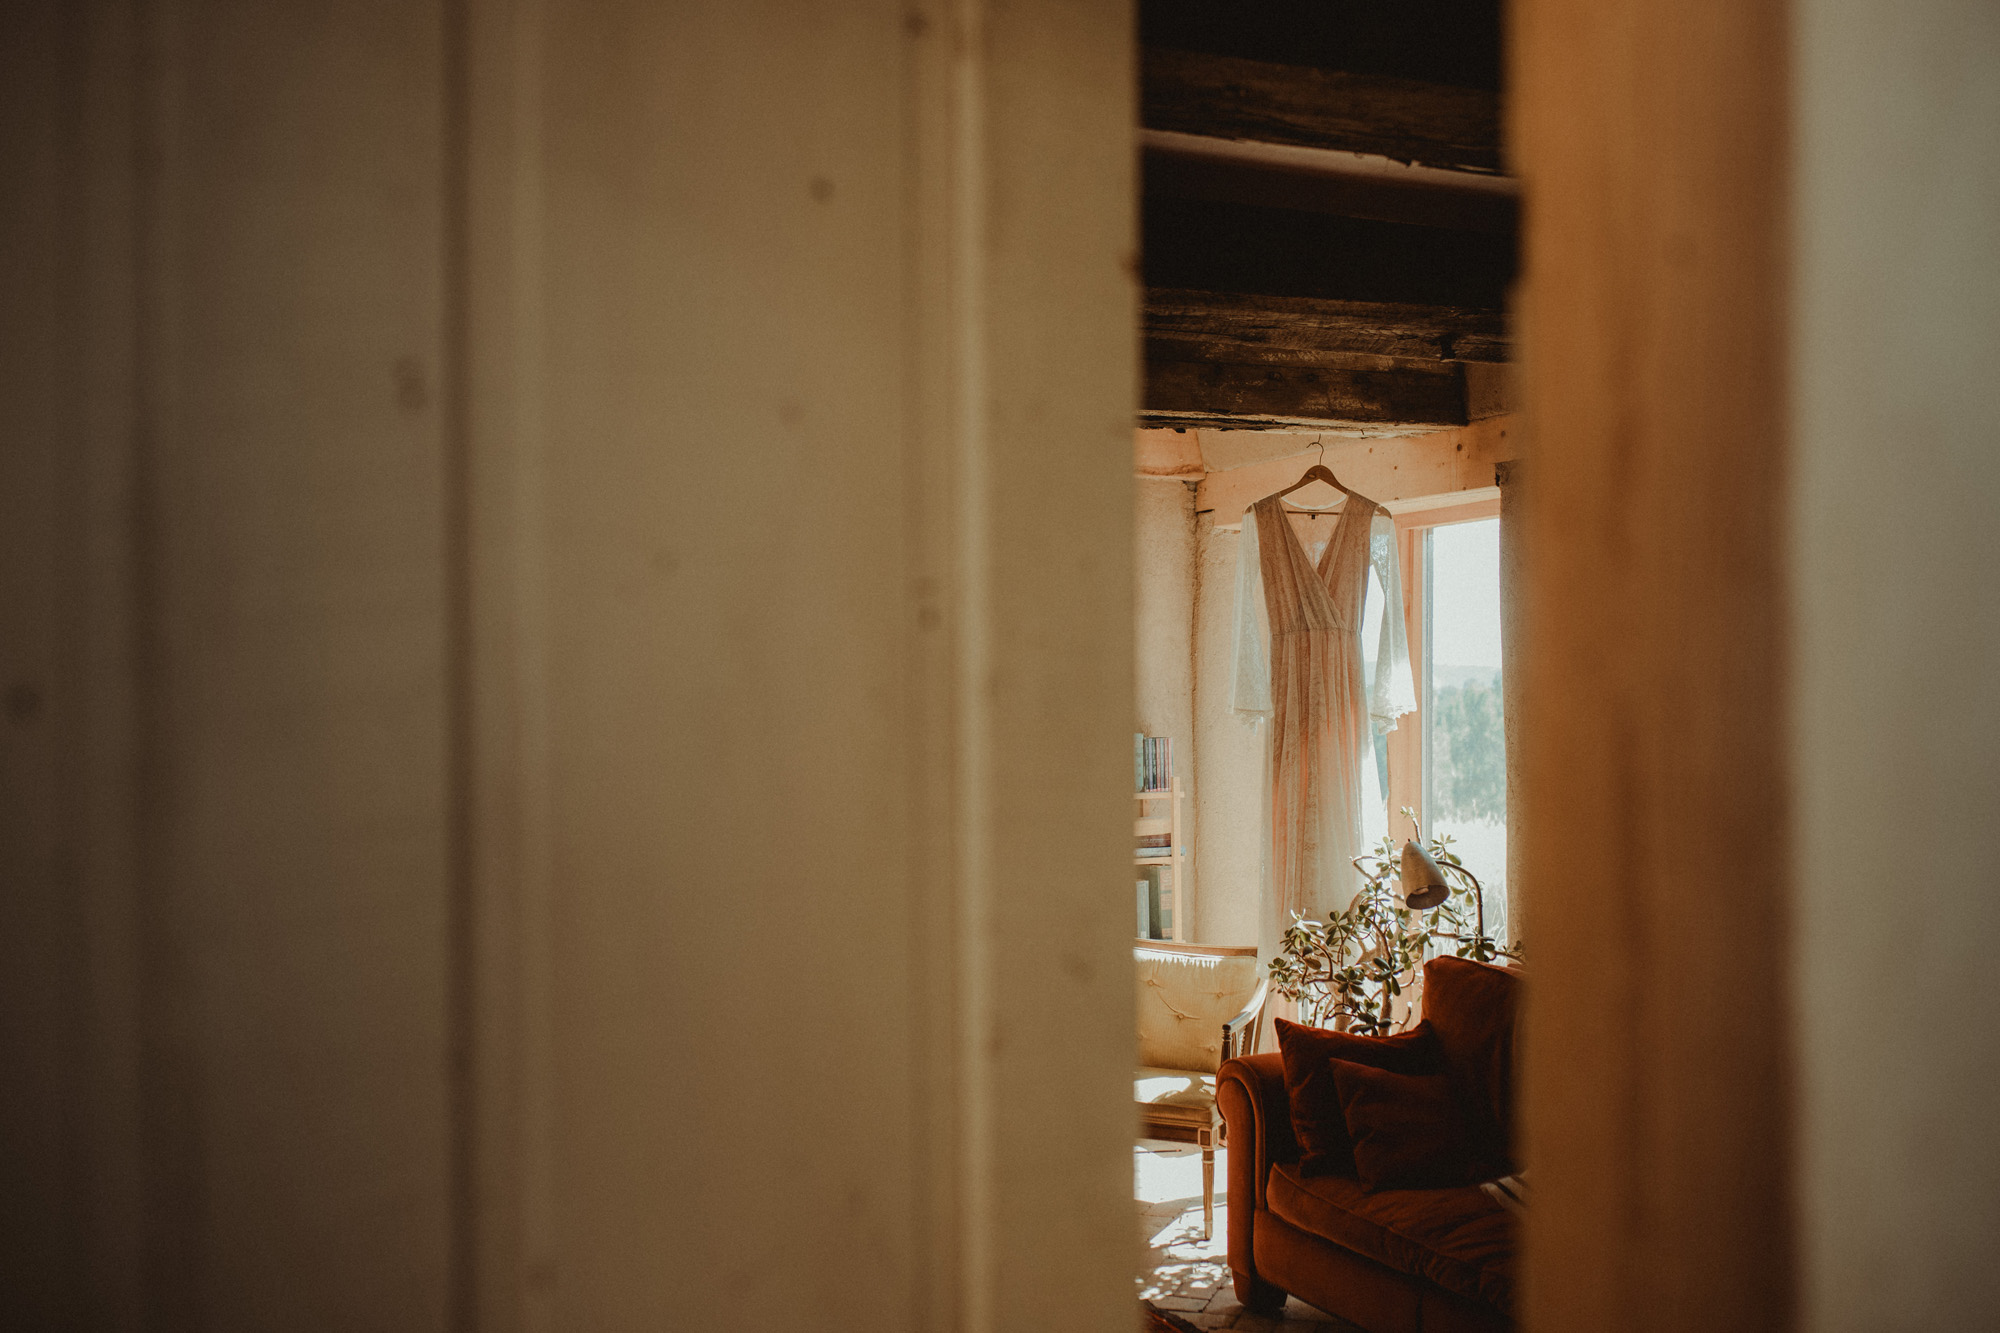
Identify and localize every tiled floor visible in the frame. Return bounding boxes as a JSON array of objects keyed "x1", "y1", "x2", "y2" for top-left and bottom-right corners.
[{"x1": 1136, "y1": 1143, "x2": 1362, "y2": 1332}]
